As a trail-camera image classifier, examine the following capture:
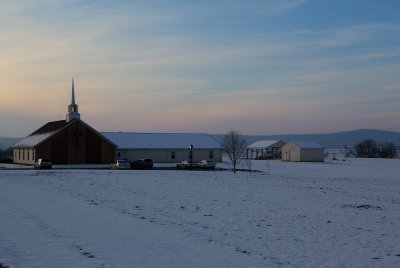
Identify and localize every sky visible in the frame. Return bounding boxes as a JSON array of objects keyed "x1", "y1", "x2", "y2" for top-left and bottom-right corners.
[{"x1": 1, "y1": 0, "x2": 400, "y2": 137}]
